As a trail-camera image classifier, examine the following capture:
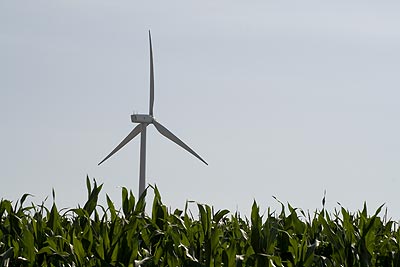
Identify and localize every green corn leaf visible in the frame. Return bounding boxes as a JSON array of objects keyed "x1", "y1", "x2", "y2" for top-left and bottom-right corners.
[
  {"x1": 106, "y1": 194, "x2": 117, "y2": 221},
  {"x1": 0, "y1": 247, "x2": 14, "y2": 267},
  {"x1": 214, "y1": 209, "x2": 229, "y2": 224}
]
